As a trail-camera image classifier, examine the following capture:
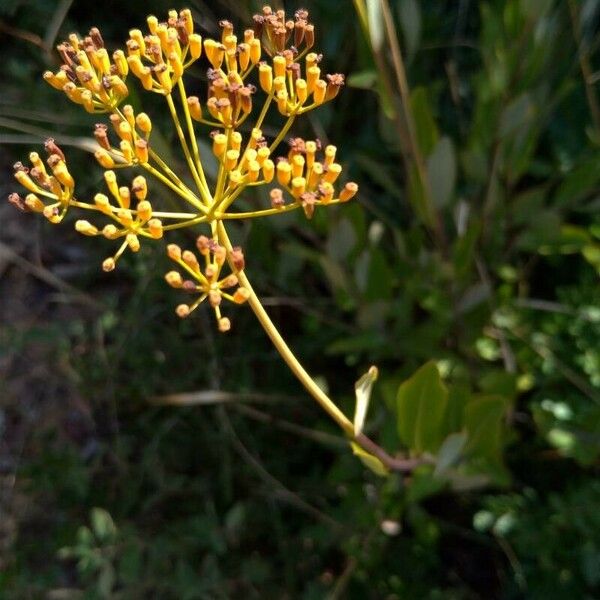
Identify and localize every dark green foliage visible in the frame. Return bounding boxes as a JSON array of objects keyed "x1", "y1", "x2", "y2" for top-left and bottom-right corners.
[{"x1": 1, "y1": 0, "x2": 599, "y2": 598}]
